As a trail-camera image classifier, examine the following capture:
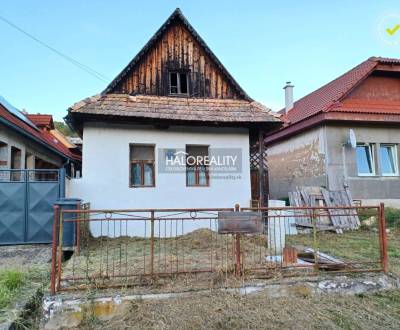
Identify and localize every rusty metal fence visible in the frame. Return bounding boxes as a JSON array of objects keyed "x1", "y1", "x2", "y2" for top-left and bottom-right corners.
[{"x1": 50, "y1": 204, "x2": 388, "y2": 294}]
